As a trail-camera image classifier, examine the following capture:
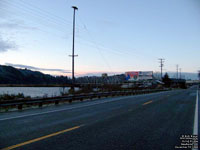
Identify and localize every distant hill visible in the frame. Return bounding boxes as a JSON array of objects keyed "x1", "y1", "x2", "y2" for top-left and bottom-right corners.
[
  {"x1": 0, "y1": 65, "x2": 197, "y2": 85},
  {"x1": 167, "y1": 72, "x2": 199, "y2": 80},
  {"x1": 0, "y1": 65, "x2": 70, "y2": 84},
  {"x1": 154, "y1": 72, "x2": 198, "y2": 80},
  {"x1": 0, "y1": 65, "x2": 126, "y2": 85}
]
